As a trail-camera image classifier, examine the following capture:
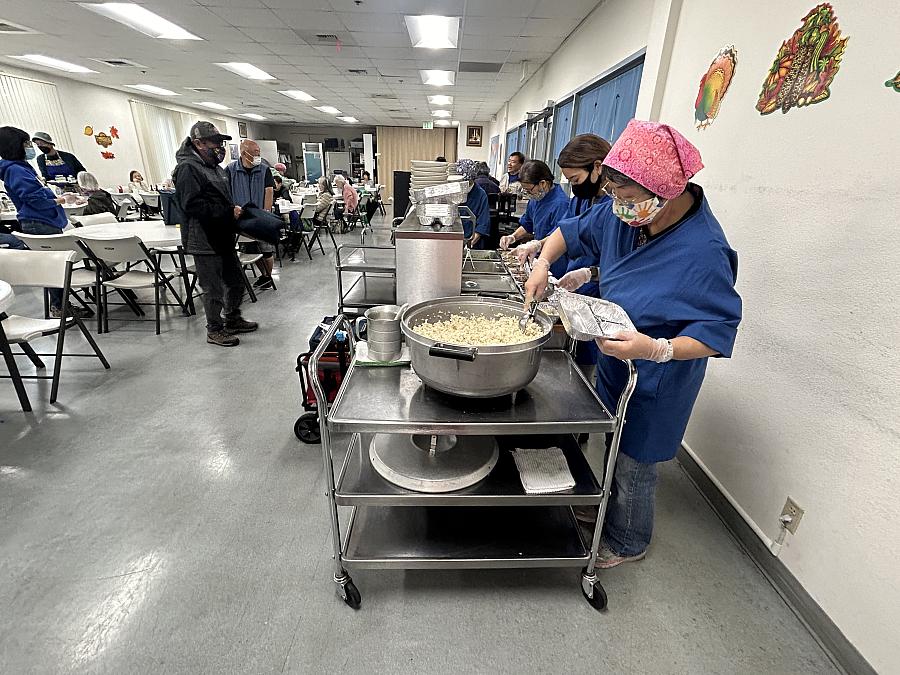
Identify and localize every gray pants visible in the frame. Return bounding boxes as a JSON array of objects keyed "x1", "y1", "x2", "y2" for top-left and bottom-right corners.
[{"x1": 193, "y1": 251, "x2": 244, "y2": 332}]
